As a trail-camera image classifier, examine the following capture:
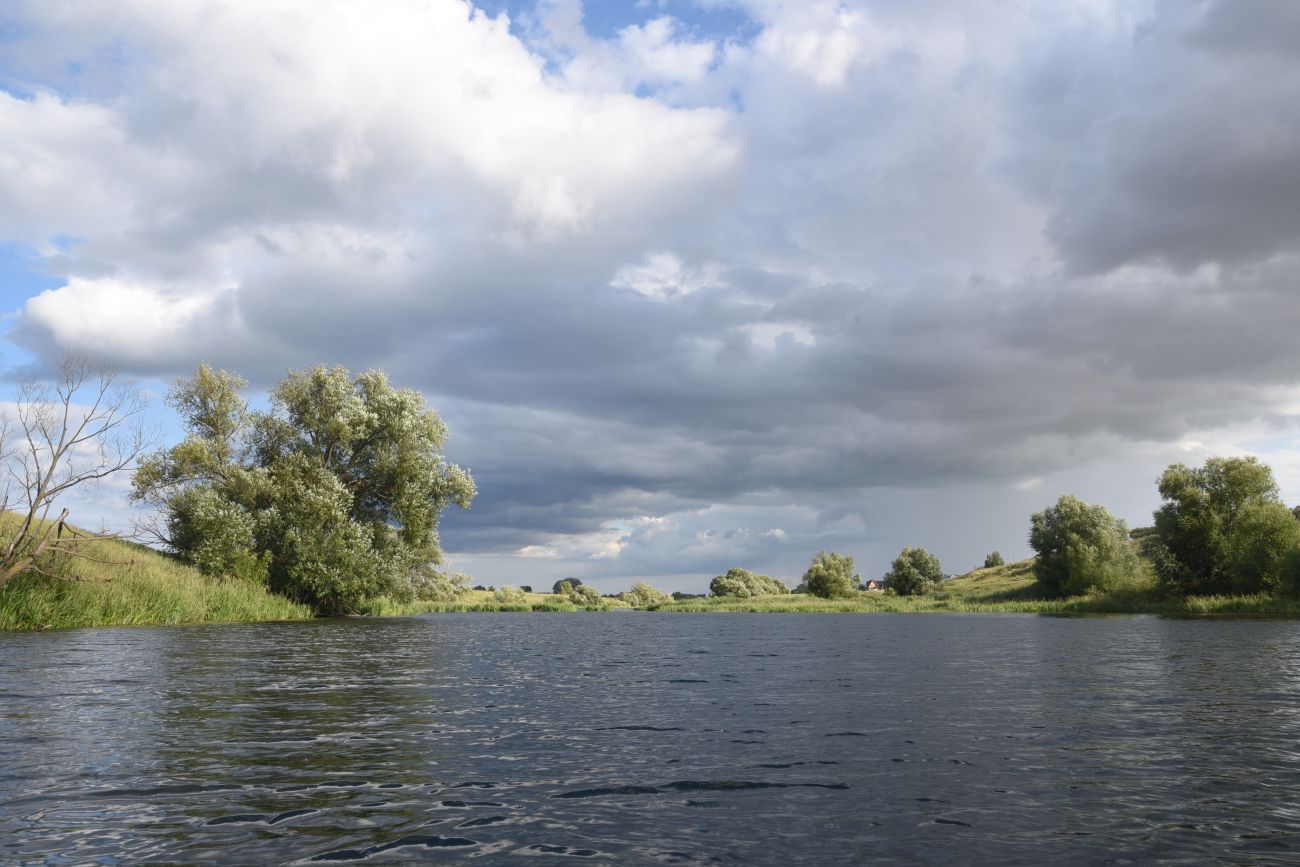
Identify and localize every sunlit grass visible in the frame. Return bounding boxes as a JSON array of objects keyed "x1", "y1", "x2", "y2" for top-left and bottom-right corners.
[
  {"x1": 364, "y1": 589, "x2": 600, "y2": 615},
  {"x1": 655, "y1": 558, "x2": 1300, "y2": 616},
  {"x1": 0, "y1": 515, "x2": 312, "y2": 630}
]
